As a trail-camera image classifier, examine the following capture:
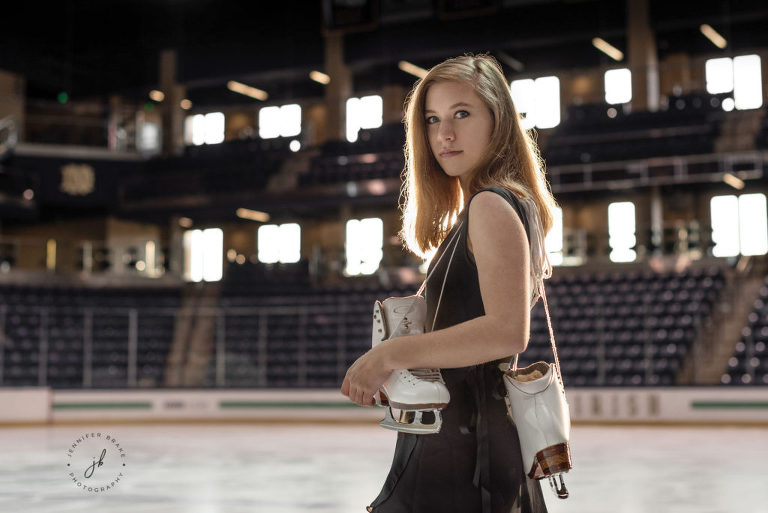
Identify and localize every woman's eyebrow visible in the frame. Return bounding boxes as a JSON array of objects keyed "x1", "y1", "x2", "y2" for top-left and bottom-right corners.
[{"x1": 424, "y1": 101, "x2": 472, "y2": 114}]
